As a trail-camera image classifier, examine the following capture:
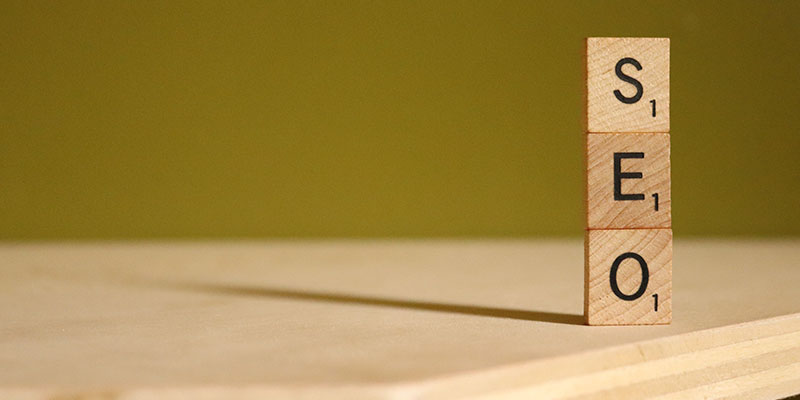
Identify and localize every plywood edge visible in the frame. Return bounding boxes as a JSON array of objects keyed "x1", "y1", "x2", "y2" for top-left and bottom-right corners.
[{"x1": 409, "y1": 312, "x2": 800, "y2": 399}]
